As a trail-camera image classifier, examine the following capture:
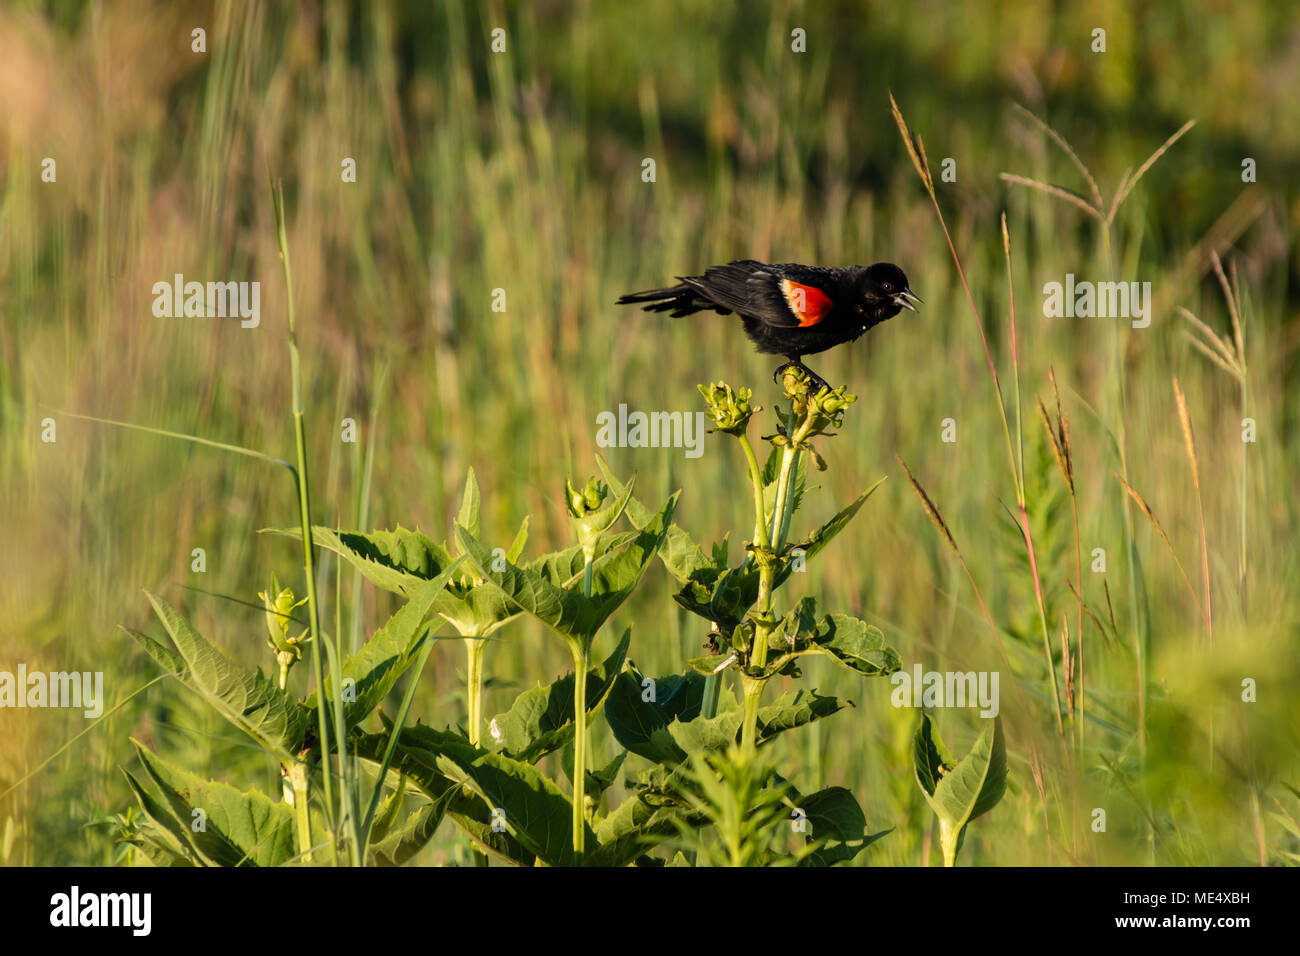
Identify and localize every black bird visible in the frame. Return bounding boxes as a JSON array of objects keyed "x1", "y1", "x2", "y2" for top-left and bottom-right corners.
[{"x1": 618, "y1": 259, "x2": 920, "y2": 392}]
